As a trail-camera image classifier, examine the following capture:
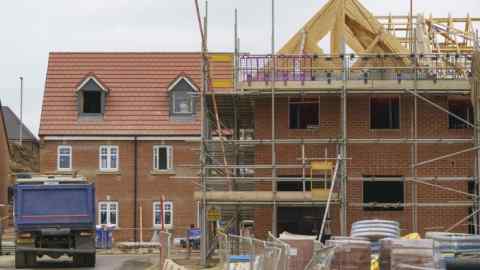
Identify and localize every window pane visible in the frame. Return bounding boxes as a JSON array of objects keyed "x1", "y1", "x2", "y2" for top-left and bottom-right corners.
[
  {"x1": 110, "y1": 155, "x2": 117, "y2": 169},
  {"x1": 101, "y1": 155, "x2": 108, "y2": 169},
  {"x1": 83, "y1": 91, "x2": 102, "y2": 114},
  {"x1": 174, "y1": 93, "x2": 192, "y2": 113},
  {"x1": 157, "y1": 148, "x2": 167, "y2": 170},
  {"x1": 100, "y1": 204, "x2": 107, "y2": 225},
  {"x1": 109, "y1": 204, "x2": 117, "y2": 225},
  {"x1": 155, "y1": 211, "x2": 161, "y2": 225},
  {"x1": 165, "y1": 212, "x2": 172, "y2": 225},
  {"x1": 59, "y1": 156, "x2": 70, "y2": 169}
]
